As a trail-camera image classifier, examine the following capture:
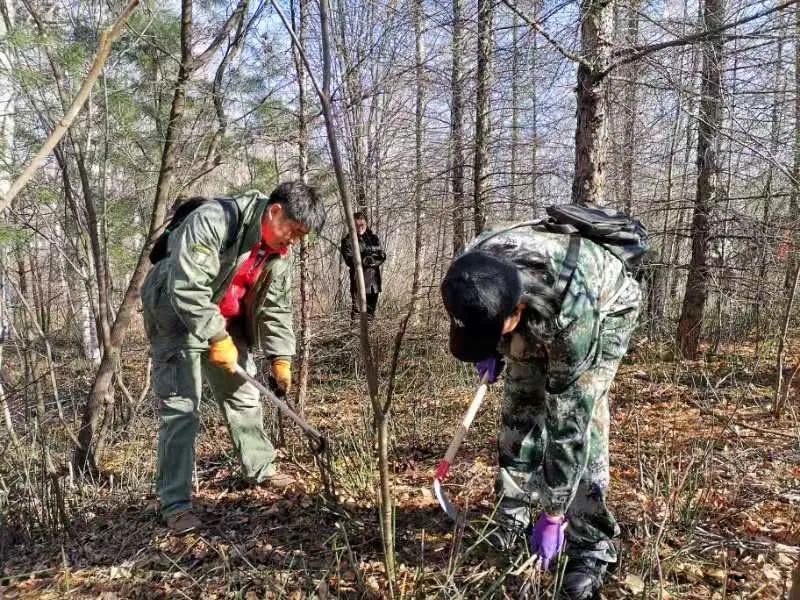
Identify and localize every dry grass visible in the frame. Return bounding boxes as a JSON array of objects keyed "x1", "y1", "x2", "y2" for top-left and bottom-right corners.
[{"x1": 1, "y1": 316, "x2": 799, "y2": 598}]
